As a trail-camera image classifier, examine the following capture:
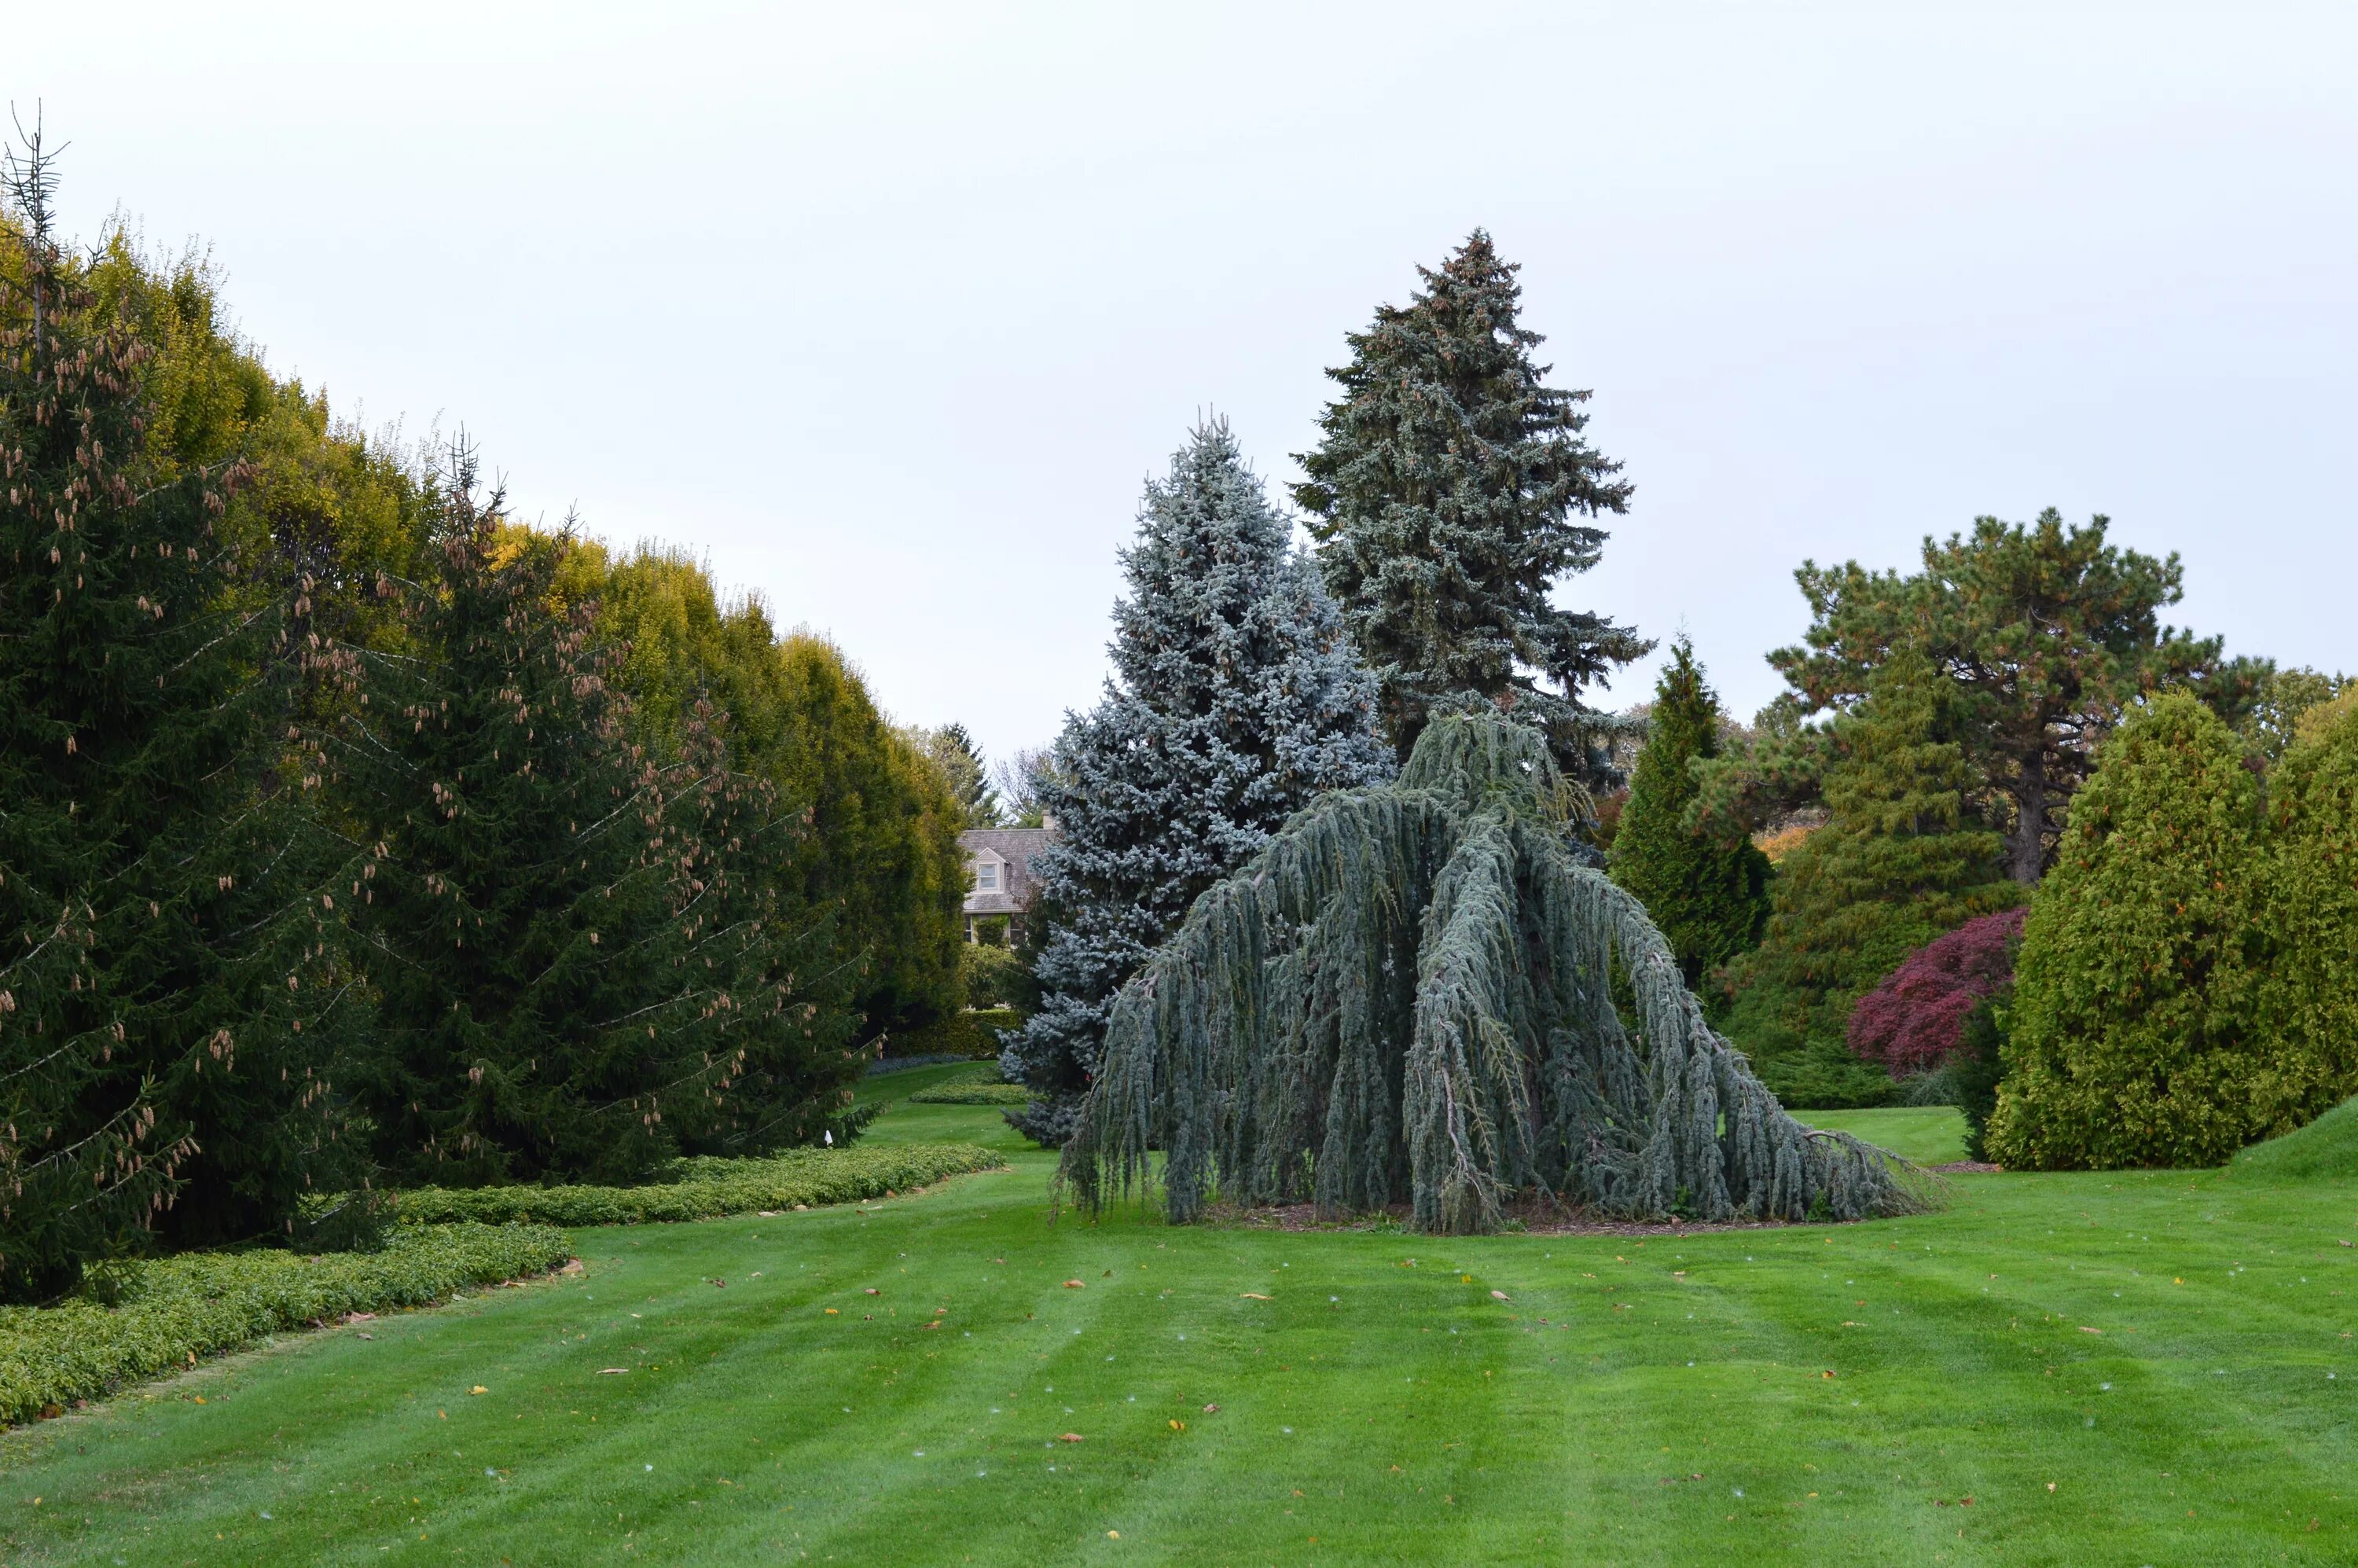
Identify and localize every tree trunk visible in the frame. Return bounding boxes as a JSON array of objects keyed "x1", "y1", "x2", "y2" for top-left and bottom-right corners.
[{"x1": 2006, "y1": 754, "x2": 2048, "y2": 885}]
